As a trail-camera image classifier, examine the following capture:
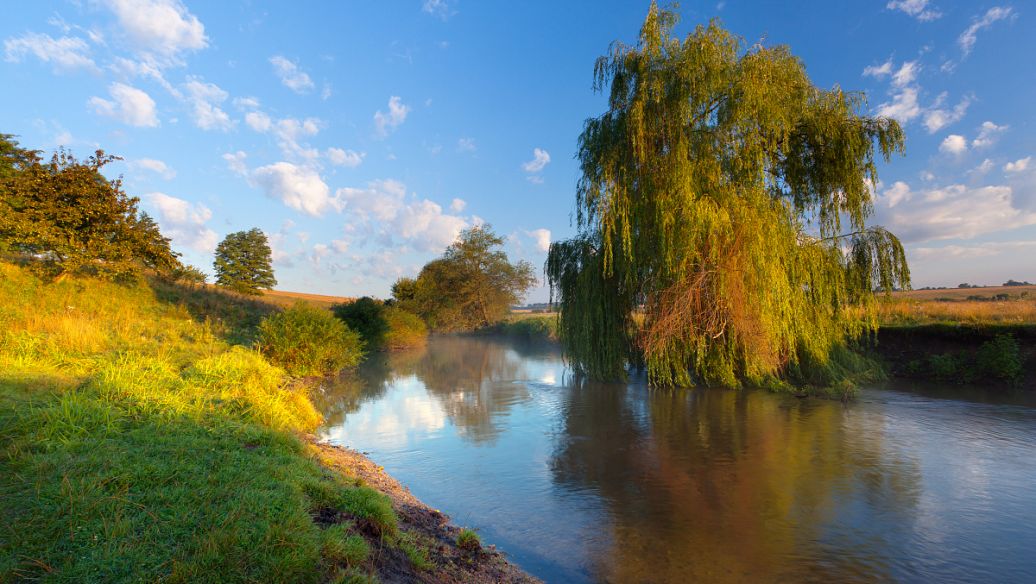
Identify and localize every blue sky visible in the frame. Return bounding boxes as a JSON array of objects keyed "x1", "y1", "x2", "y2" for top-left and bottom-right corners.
[{"x1": 2, "y1": 1, "x2": 1033, "y2": 299}]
